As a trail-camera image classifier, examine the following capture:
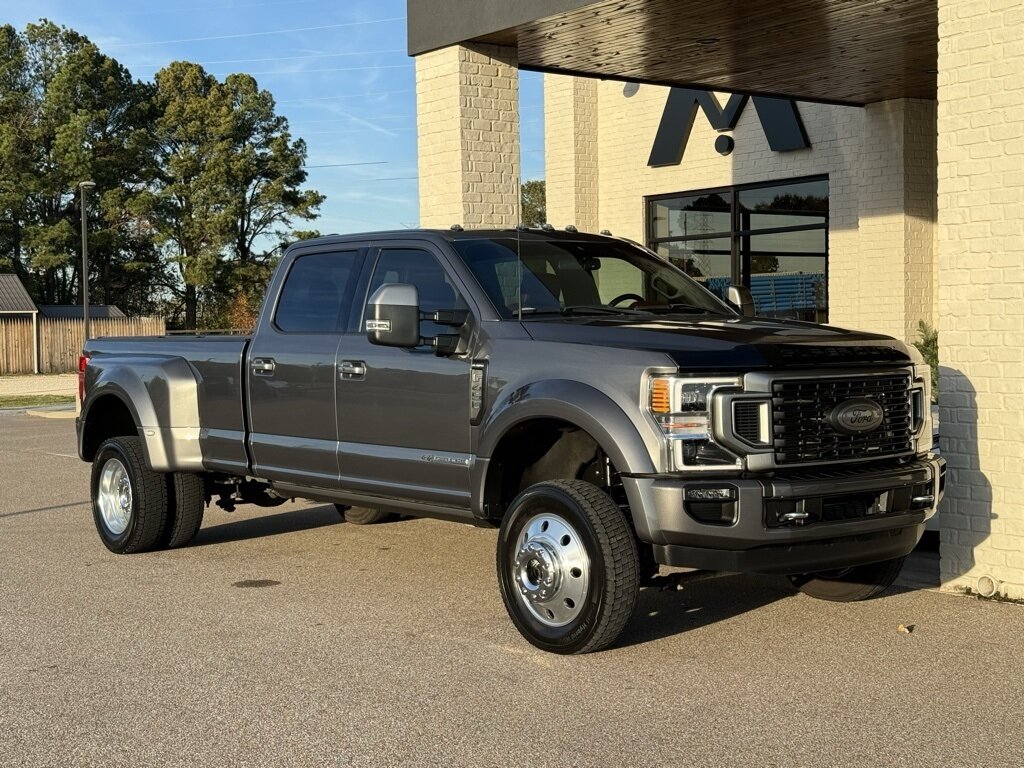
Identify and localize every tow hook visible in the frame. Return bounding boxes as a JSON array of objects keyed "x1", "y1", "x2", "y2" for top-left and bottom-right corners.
[{"x1": 779, "y1": 510, "x2": 810, "y2": 525}]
